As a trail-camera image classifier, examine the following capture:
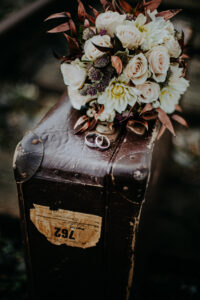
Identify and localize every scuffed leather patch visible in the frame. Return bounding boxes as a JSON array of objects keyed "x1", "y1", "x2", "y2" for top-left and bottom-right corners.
[{"x1": 13, "y1": 131, "x2": 44, "y2": 183}]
